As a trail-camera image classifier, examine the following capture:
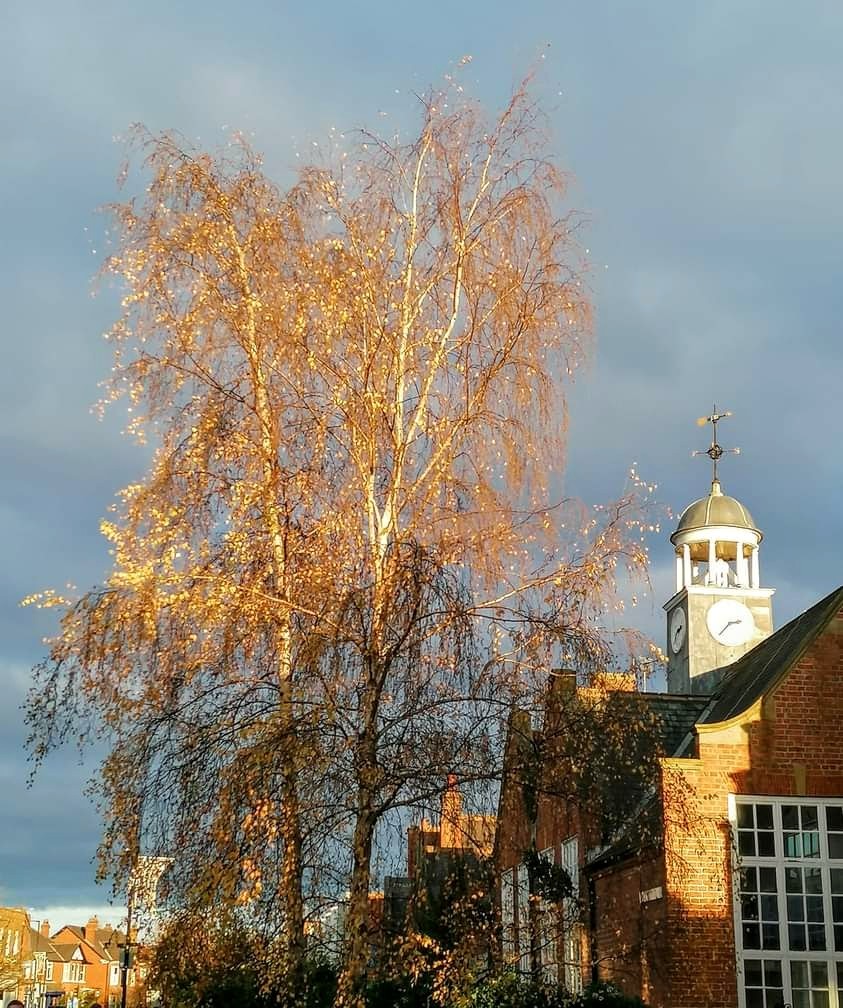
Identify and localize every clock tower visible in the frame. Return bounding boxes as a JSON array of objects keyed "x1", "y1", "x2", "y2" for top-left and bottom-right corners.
[{"x1": 665, "y1": 409, "x2": 774, "y2": 694}]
